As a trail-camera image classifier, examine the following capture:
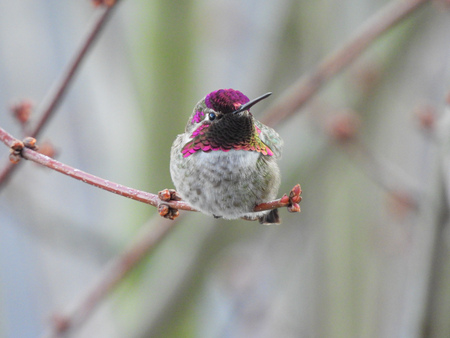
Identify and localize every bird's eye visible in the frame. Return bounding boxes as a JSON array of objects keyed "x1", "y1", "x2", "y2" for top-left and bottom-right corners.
[{"x1": 209, "y1": 112, "x2": 216, "y2": 121}]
